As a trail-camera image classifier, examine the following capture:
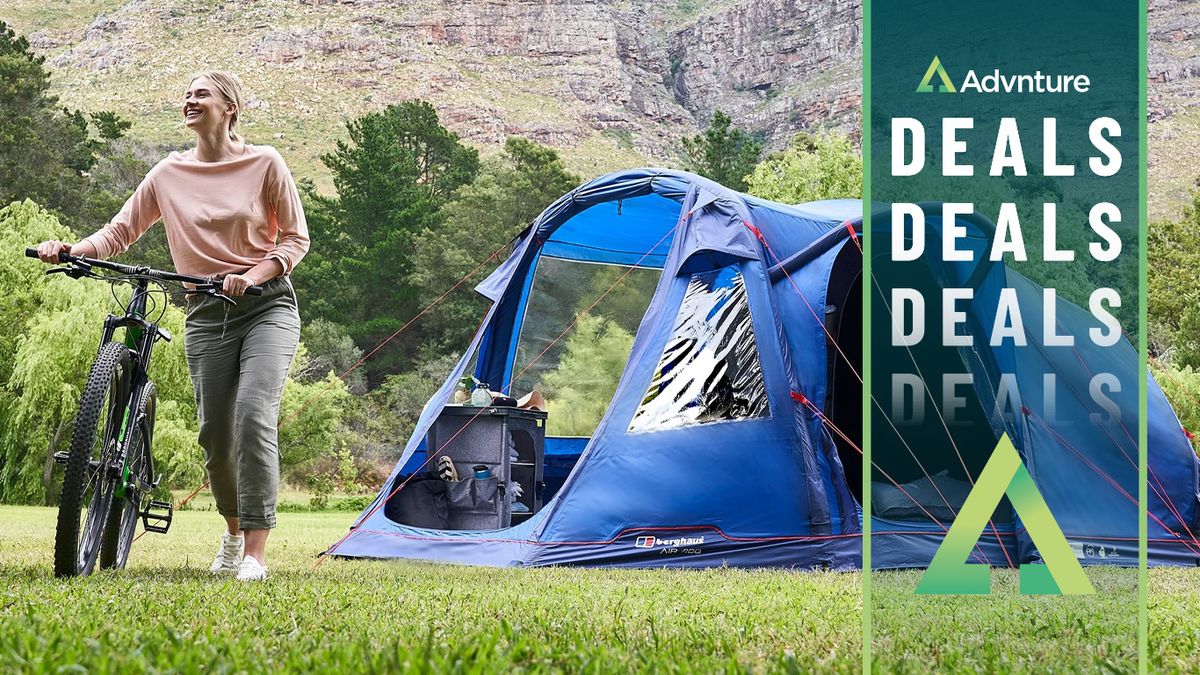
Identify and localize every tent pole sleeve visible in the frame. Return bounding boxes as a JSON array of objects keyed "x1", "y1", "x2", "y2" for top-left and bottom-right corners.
[{"x1": 767, "y1": 221, "x2": 862, "y2": 282}]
